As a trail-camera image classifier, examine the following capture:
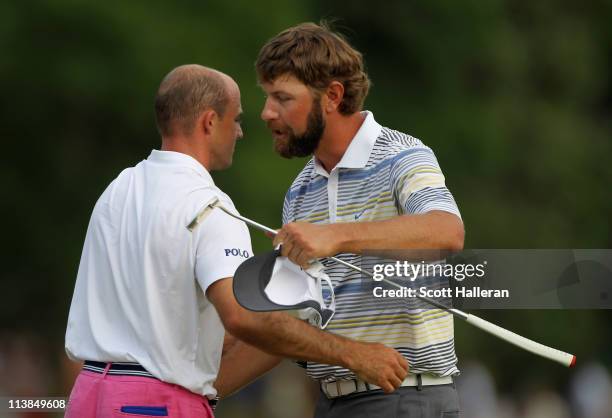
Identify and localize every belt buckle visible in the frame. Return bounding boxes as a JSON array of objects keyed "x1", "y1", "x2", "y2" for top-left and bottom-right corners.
[
  {"x1": 337, "y1": 379, "x2": 359, "y2": 397},
  {"x1": 322, "y1": 380, "x2": 356, "y2": 398}
]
